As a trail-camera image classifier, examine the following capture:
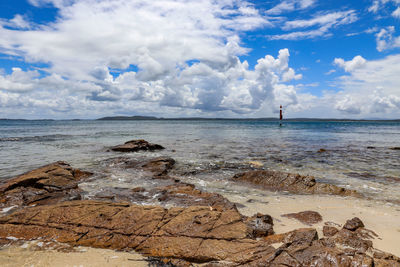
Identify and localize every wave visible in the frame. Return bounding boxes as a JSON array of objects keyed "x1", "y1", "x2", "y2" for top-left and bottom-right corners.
[{"x1": 0, "y1": 134, "x2": 73, "y2": 142}]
